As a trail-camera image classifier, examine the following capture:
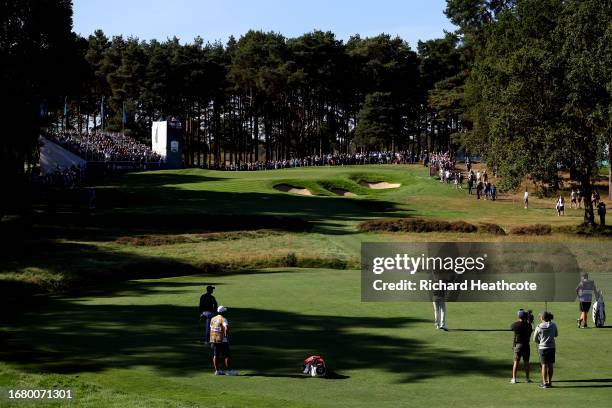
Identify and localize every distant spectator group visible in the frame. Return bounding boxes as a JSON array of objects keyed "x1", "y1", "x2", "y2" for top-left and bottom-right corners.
[
  {"x1": 31, "y1": 164, "x2": 84, "y2": 189},
  {"x1": 427, "y1": 152, "x2": 499, "y2": 201},
  {"x1": 215, "y1": 151, "x2": 421, "y2": 171},
  {"x1": 43, "y1": 129, "x2": 161, "y2": 163}
]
